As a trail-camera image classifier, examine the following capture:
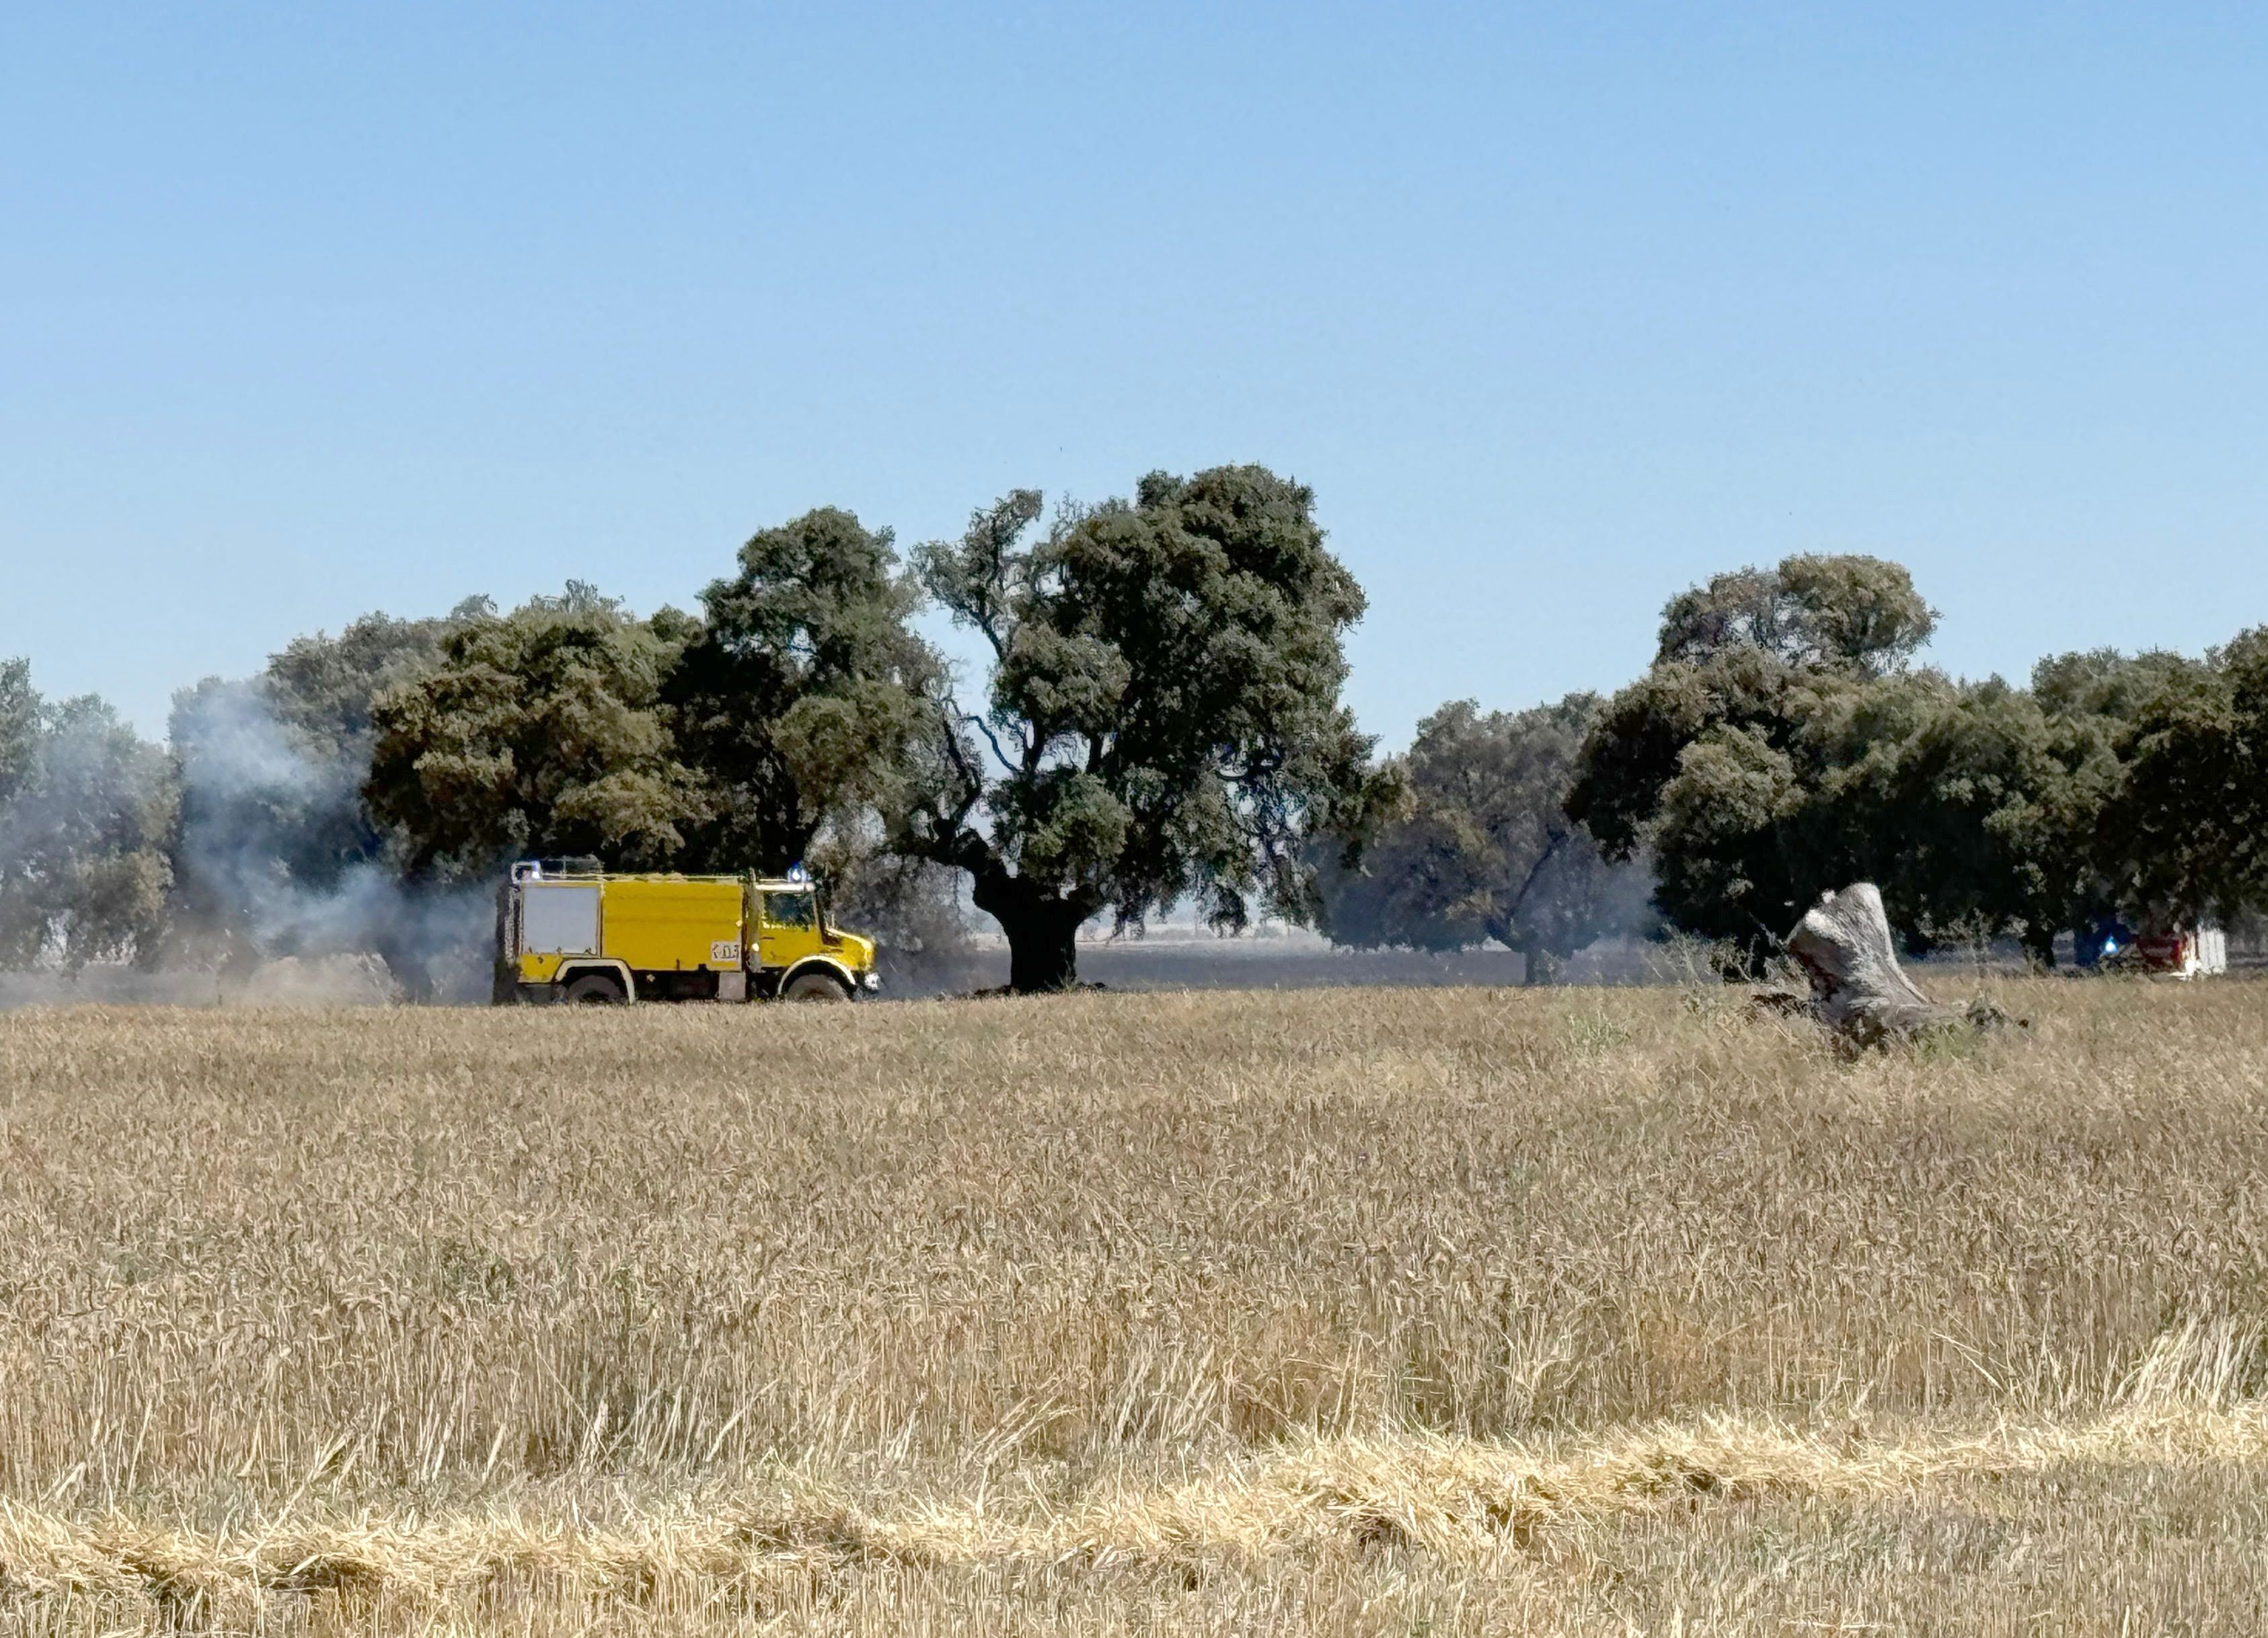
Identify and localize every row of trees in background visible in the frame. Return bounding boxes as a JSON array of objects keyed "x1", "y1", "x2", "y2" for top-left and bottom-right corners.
[
  {"x1": 1577, "y1": 555, "x2": 2268, "y2": 965},
  {"x1": 351, "y1": 466, "x2": 1382, "y2": 991},
  {"x1": 1324, "y1": 553, "x2": 2267, "y2": 976},
  {"x1": 5, "y1": 485, "x2": 2263, "y2": 991},
  {"x1": 3, "y1": 465, "x2": 1383, "y2": 992}
]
